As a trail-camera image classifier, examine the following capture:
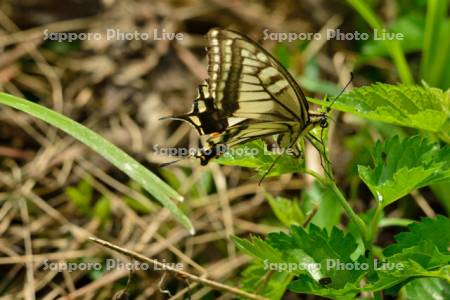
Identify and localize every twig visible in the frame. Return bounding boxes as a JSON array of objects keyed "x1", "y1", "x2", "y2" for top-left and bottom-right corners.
[
  {"x1": 411, "y1": 190, "x2": 435, "y2": 217},
  {"x1": 254, "y1": 270, "x2": 274, "y2": 294},
  {"x1": 302, "y1": 205, "x2": 319, "y2": 227},
  {"x1": 89, "y1": 237, "x2": 268, "y2": 300}
]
